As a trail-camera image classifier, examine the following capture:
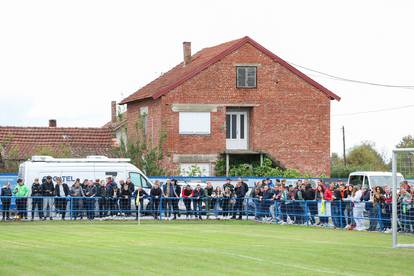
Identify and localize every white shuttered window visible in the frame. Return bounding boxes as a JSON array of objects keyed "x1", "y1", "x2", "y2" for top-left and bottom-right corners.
[{"x1": 179, "y1": 112, "x2": 211, "y2": 134}]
